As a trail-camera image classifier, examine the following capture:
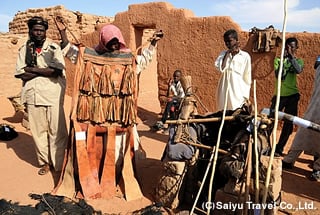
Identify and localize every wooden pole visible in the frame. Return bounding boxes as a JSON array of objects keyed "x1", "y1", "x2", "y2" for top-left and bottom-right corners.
[
  {"x1": 190, "y1": 147, "x2": 216, "y2": 215},
  {"x1": 181, "y1": 140, "x2": 228, "y2": 154},
  {"x1": 253, "y1": 80, "x2": 260, "y2": 204},
  {"x1": 244, "y1": 136, "x2": 253, "y2": 215},
  {"x1": 191, "y1": 69, "x2": 232, "y2": 214},
  {"x1": 166, "y1": 116, "x2": 235, "y2": 124},
  {"x1": 166, "y1": 115, "x2": 272, "y2": 125},
  {"x1": 261, "y1": 1, "x2": 288, "y2": 214},
  {"x1": 206, "y1": 112, "x2": 228, "y2": 214}
]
